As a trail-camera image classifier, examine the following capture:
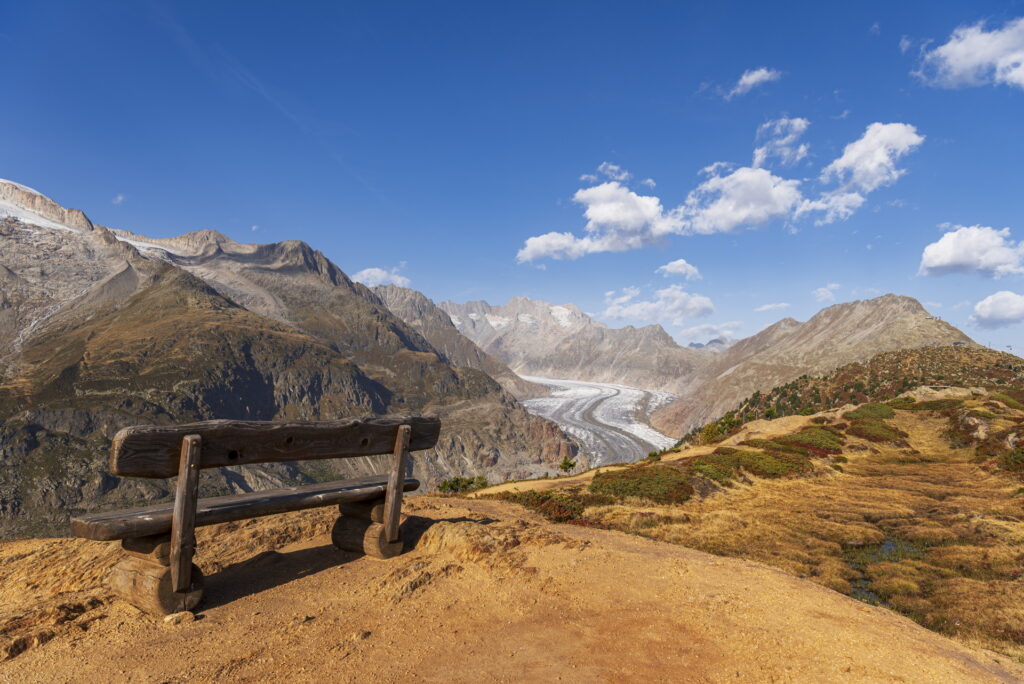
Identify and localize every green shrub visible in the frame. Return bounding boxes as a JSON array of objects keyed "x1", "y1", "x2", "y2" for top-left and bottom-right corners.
[
  {"x1": 1001, "y1": 448, "x2": 1024, "y2": 473},
  {"x1": 844, "y1": 403, "x2": 895, "y2": 420},
  {"x1": 493, "y1": 490, "x2": 583, "y2": 522},
  {"x1": 775, "y1": 427, "x2": 845, "y2": 453},
  {"x1": 559, "y1": 456, "x2": 577, "y2": 473},
  {"x1": 968, "y1": 410, "x2": 999, "y2": 419},
  {"x1": 590, "y1": 465, "x2": 694, "y2": 504},
  {"x1": 846, "y1": 418, "x2": 905, "y2": 443},
  {"x1": 894, "y1": 399, "x2": 964, "y2": 411},
  {"x1": 739, "y1": 438, "x2": 809, "y2": 456},
  {"x1": 438, "y1": 475, "x2": 489, "y2": 494},
  {"x1": 690, "y1": 448, "x2": 810, "y2": 484}
]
